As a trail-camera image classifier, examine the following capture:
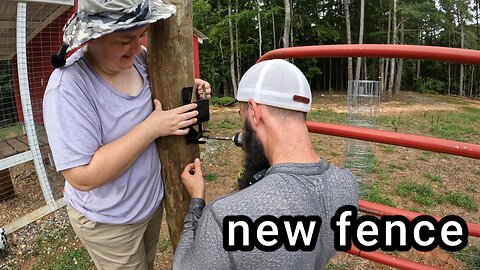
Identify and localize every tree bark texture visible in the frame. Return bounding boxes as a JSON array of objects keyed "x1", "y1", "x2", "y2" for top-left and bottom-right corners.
[
  {"x1": 355, "y1": 0, "x2": 365, "y2": 81},
  {"x1": 344, "y1": 0, "x2": 353, "y2": 82},
  {"x1": 228, "y1": 0, "x2": 238, "y2": 95},
  {"x1": 283, "y1": 0, "x2": 291, "y2": 48},
  {"x1": 147, "y1": 0, "x2": 198, "y2": 250}
]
